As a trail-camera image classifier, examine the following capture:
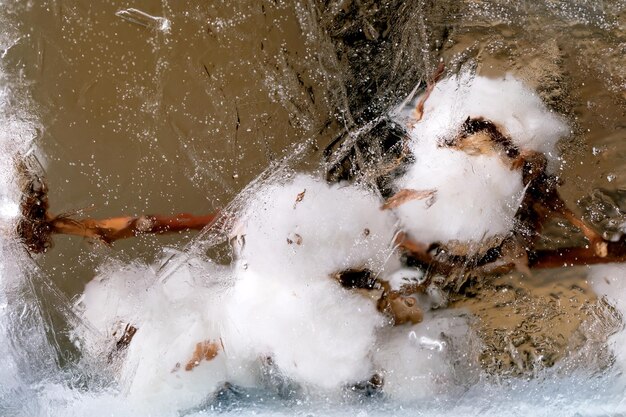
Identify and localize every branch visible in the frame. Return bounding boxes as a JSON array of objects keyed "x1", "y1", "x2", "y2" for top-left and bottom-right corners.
[
  {"x1": 50, "y1": 213, "x2": 218, "y2": 245},
  {"x1": 16, "y1": 175, "x2": 217, "y2": 253},
  {"x1": 529, "y1": 237, "x2": 626, "y2": 269},
  {"x1": 397, "y1": 234, "x2": 626, "y2": 275},
  {"x1": 412, "y1": 62, "x2": 445, "y2": 122}
]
